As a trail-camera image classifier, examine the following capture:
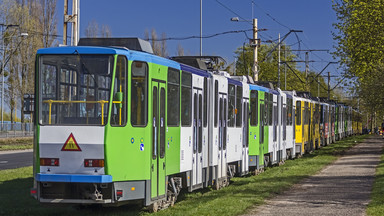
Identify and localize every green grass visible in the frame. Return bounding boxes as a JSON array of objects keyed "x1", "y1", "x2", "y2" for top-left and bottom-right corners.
[
  {"x1": 0, "y1": 135, "x2": 368, "y2": 216},
  {"x1": 0, "y1": 137, "x2": 33, "y2": 151},
  {"x1": 367, "y1": 147, "x2": 384, "y2": 216}
]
